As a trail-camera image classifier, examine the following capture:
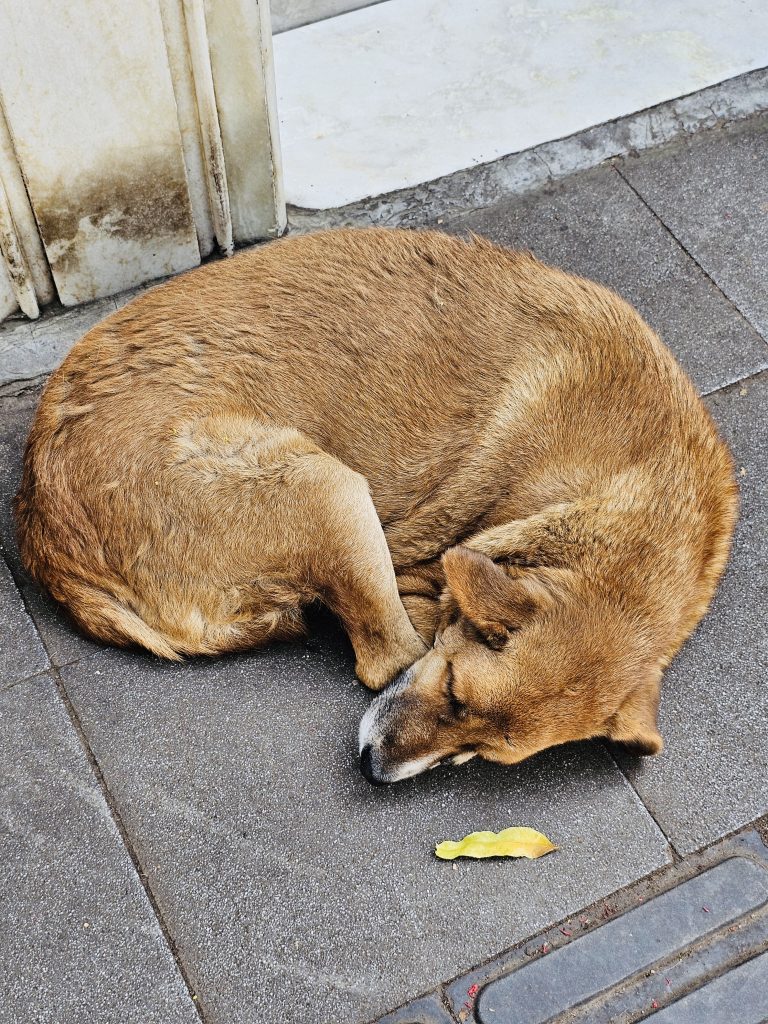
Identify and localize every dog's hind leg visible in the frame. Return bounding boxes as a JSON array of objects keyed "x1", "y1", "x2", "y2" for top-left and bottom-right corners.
[
  {"x1": 277, "y1": 447, "x2": 428, "y2": 690},
  {"x1": 396, "y1": 568, "x2": 444, "y2": 646},
  {"x1": 170, "y1": 413, "x2": 427, "y2": 688}
]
